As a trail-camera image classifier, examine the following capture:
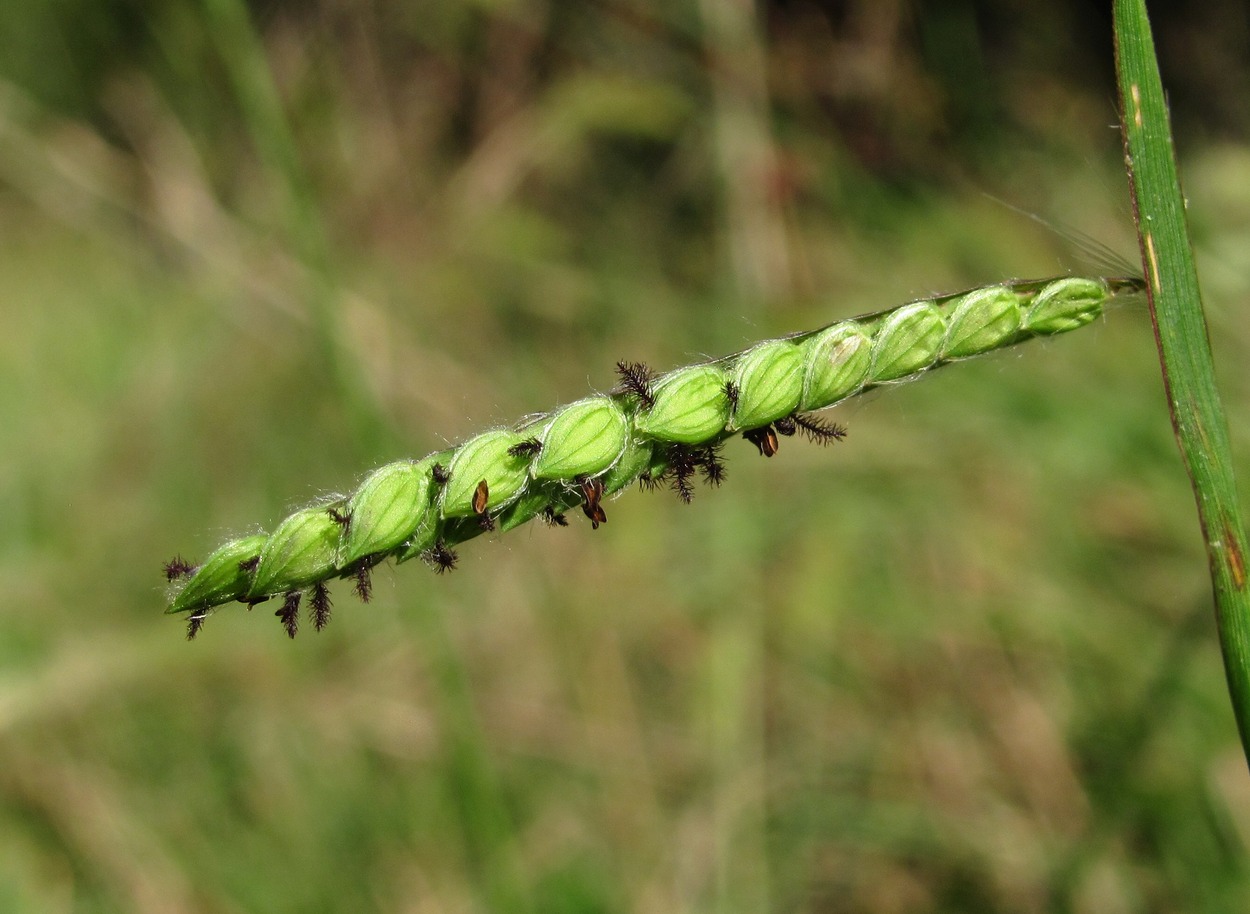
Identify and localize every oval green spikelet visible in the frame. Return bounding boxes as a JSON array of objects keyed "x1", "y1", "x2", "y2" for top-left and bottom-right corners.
[
  {"x1": 728, "y1": 340, "x2": 804, "y2": 430},
  {"x1": 633, "y1": 365, "x2": 731, "y2": 445},
  {"x1": 1025, "y1": 277, "x2": 1107, "y2": 334},
  {"x1": 389, "y1": 451, "x2": 455, "y2": 563},
  {"x1": 168, "y1": 534, "x2": 268, "y2": 613},
  {"x1": 800, "y1": 323, "x2": 871, "y2": 411},
  {"x1": 533, "y1": 397, "x2": 629, "y2": 480},
  {"x1": 869, "y1": 301, "x2": 945, "y2": 382},
  {"x1": 248, "y1": 507, "x2": 344, "y2": 598},
  {"x1": 441, "y1": 429, "x2": 531, "y2": 518},
  {"x1": 942, "y1": 286, "x2": 1023, "y2": 359},
  {"x1": 337, "y1": 460, "x2": 434, "y2": 568},
  {"x1": 602, "y1": 435, "x2": 654, "y2": 496}
]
